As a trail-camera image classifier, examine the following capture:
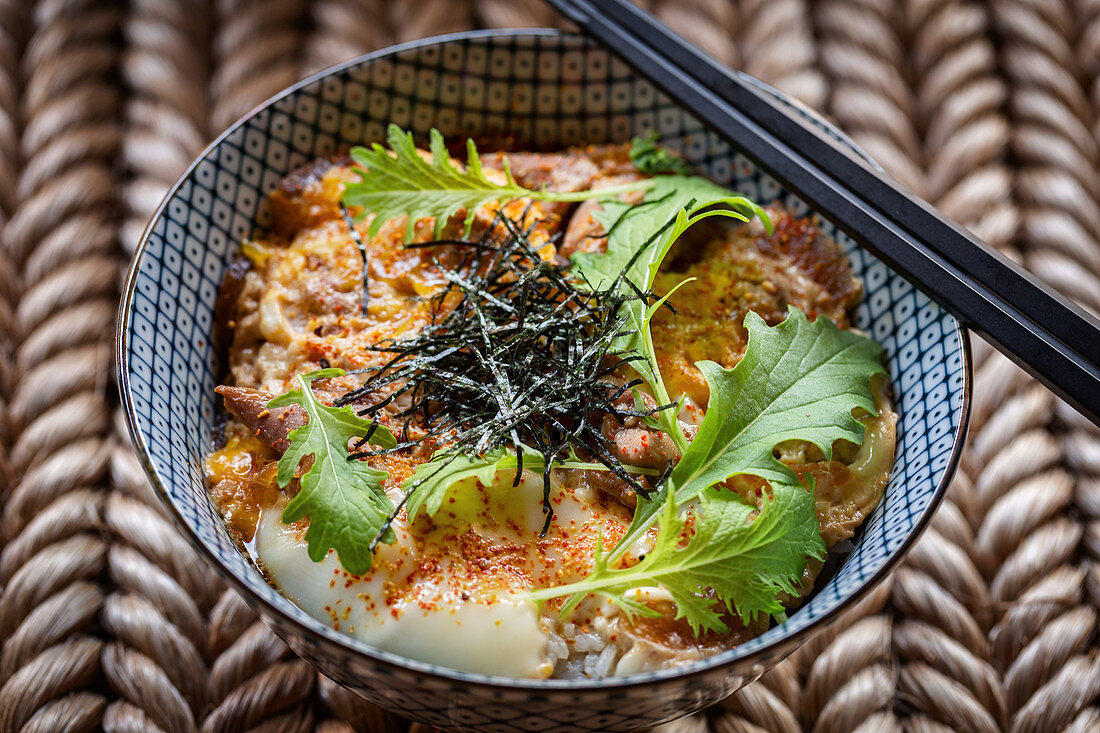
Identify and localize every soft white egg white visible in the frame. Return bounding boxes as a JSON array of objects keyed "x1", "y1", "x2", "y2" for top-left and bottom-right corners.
[{"x1": 254, "y1": 469, "x2": 631, "y2": 677}]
